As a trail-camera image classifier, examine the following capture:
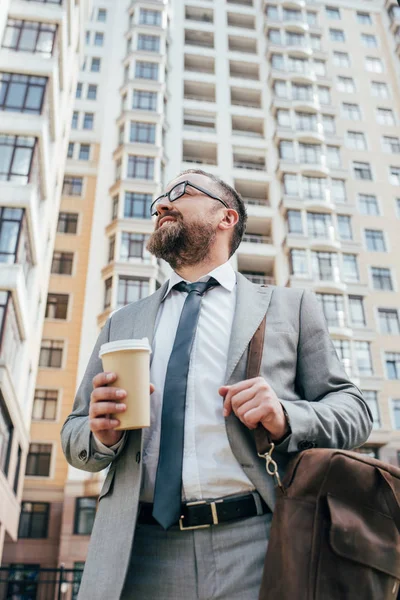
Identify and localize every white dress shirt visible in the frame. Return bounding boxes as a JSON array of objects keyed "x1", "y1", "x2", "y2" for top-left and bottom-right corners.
[{"x1": 93, "y1": 261, "x2": 255, "y2": 503}]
